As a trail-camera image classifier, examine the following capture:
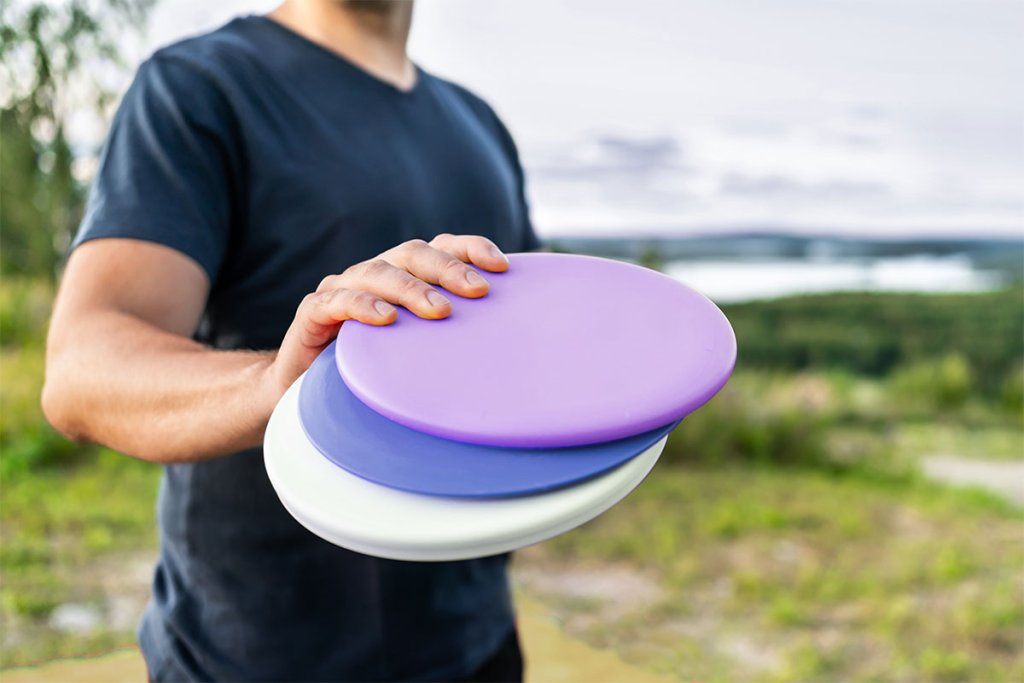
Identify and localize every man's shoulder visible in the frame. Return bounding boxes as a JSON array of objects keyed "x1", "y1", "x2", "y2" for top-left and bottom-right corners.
[
  {"x1": 147, "y1": 16, "x2": 266, "y2": 86},
  {"x1": 427, "y1": 73, "x2": 501, "y2": 124}
]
